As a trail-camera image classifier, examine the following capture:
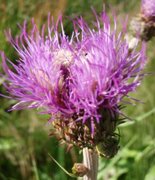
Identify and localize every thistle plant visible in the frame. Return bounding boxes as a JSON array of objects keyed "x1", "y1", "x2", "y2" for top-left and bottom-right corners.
[{"x1": 1, "y1": 4, "x2": 149, "y2": 180}]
